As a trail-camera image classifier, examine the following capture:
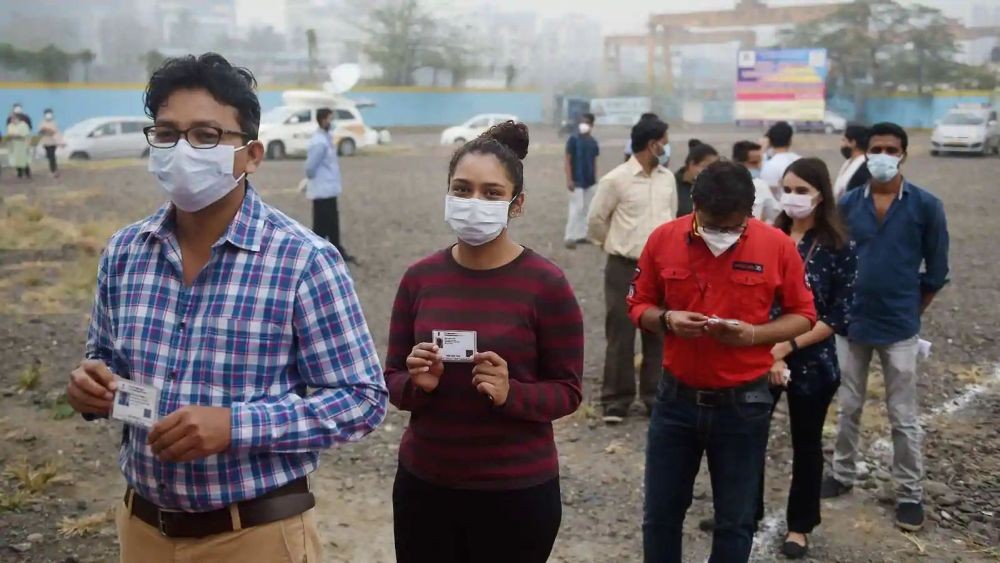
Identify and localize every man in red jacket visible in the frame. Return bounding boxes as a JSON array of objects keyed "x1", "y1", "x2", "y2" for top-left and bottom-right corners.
[{"x1": 628, "y1": 161, "x2": 816, "y2": 563}]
